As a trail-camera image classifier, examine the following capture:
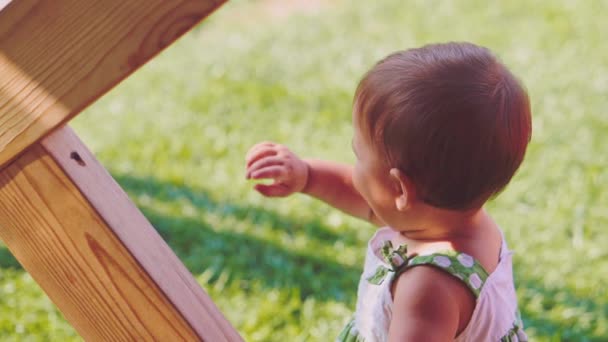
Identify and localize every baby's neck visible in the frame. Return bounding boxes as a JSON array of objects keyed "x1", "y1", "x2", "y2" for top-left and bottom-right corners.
[
  {"x1": 398, "y1": 207, "x2": 490, "y2": 242},
  {"x1": 392, "y1": 207, "x2": 502, "y2": 273}
]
